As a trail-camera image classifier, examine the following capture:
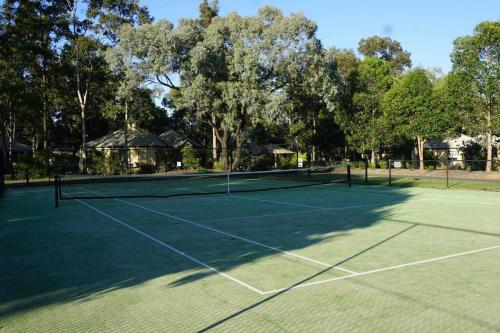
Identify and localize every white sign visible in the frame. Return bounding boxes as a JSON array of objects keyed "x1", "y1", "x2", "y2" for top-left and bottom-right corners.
[
  {"x1": 298, "y1": 157, "x2": 303, "y2": 168},
  {"x1": 176, "y1": 161, "x2": 182, "y2": 167},
  {"x1": 394, "y1": 161, "x2": 402, "y2": 168}
]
